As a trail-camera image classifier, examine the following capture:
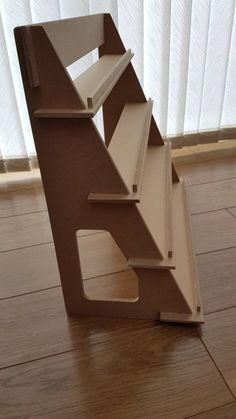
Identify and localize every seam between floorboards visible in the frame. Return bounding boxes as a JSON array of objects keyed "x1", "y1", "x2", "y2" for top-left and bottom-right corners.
[
  {"x1": 0, "y1": 230, "x2": 105, "y2": 254},
  {"x1": 226, "y1": 208, "x2": 236, "y2": 218},
  {"x1": 196, "y1": 245, "x2": 236, "y2": 256},
  {"x1": 0, "y1": 349, "x2": 76, "y2": 372},
  {"x1": 0, "y1": 268, "x2": 131, "y2": 301},
  {"x1": 0, "y1": 209, "x2": 47, "y2": 220},
  {"x1": 183, "y1": 401, "x2": 236, "y2": 419},
  {"x1": 186, "y1": 176, "x2": 236, "y2": 188},
  {"x1": 0, "y1": 324, "x2": 193, "y2": 372},
  {"x1": 205, "y1": 304, "x2": 236, "y2": 316},
  {"x1": 196, "y1": 329, "x2": 236, "y2": 401},
  {"x1": 190, "y1": 207, "x2": 236, "y2": 216},
  {"x1": 183, "y1": 175, "x2": 236, "y2": 187}
]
